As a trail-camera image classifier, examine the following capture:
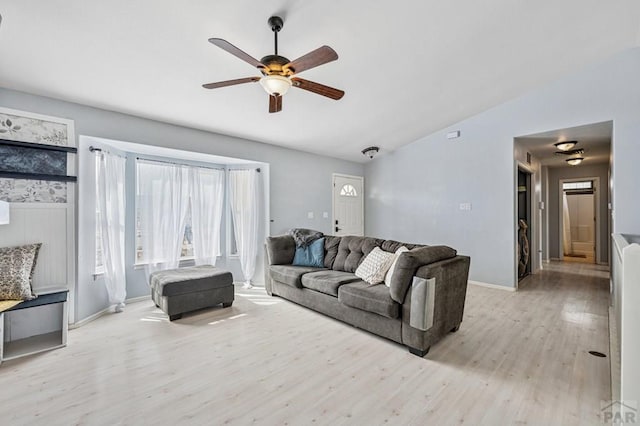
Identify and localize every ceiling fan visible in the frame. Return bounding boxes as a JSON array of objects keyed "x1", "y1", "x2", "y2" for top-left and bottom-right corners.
[{"x1": 202, "y1": 16, "x2": 344, "y2": 113}]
